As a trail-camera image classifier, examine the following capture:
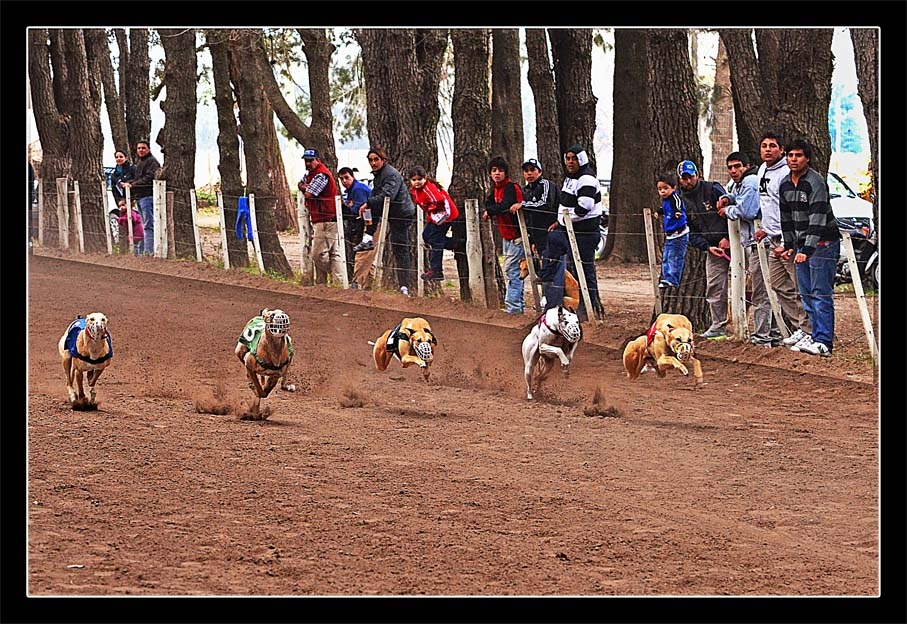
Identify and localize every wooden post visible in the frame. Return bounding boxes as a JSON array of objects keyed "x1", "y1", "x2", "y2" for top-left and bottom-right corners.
[
  {"x1": 297, "y1": 193, "x2": 313, "y2": 284},
  {"x1": 416, "y1": 211, "x2": 425, "y2": 297},
  {"x1": 727, "y1": 219, "x2": 748, "y2": 340},
  {"x1": 372, "y1": 197, "x2": 391, "y2": 290},
  {"x1": 463, "y1": 199, "x2": 486, "y2": 308},
  {"x1": 248, "y1": 193, "x2": 265, "y2": 273},
  {"x1": 216, "y1": 191, "x2": 230, "y2": 270},
  {"x1": 125, "y1": 203, "x2": 135, "y2": 256},
  {"x1": 841, "y1": 231, "x2": 878, "y2": 367},
  {"x1": 37, "y1": 179, "x2": 44, "y2": 247},
  {"x1": 516, "y1": 209, "x2": 541, "y2": 311},
  {"x1": 166, "y1": 190, "x2": 176, "y2": 259},
  {"x1": 753, "y1": 218, "x2": 790, "y2": 339},
  {"x1": 153, "y1": 180, "x2": 166, "y2": 258},
  {"x1": 334, "y1": 195, "x2": 349, "y2": 289},
  {"x1": 479, "y1": 213, "x2": 500, "y2": 310},
  {"x1": 101, "y1": 180, "x2": 112, "y2": 255},
  {"x1": 190, "y1": 189, "x2": 203, "y2": 262},
  {"x1": 643, "y1": 207, "x2": 662, "y2": 316},
  {"x1": 73, "y1": 181, "x2": 84, "y2": 253},
  {"x1": 56, "y1": 177, "x2": 69, "y2": 250},
  {"x1": 563, "y1": 213, "x2": 600, "y2": 321}
]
